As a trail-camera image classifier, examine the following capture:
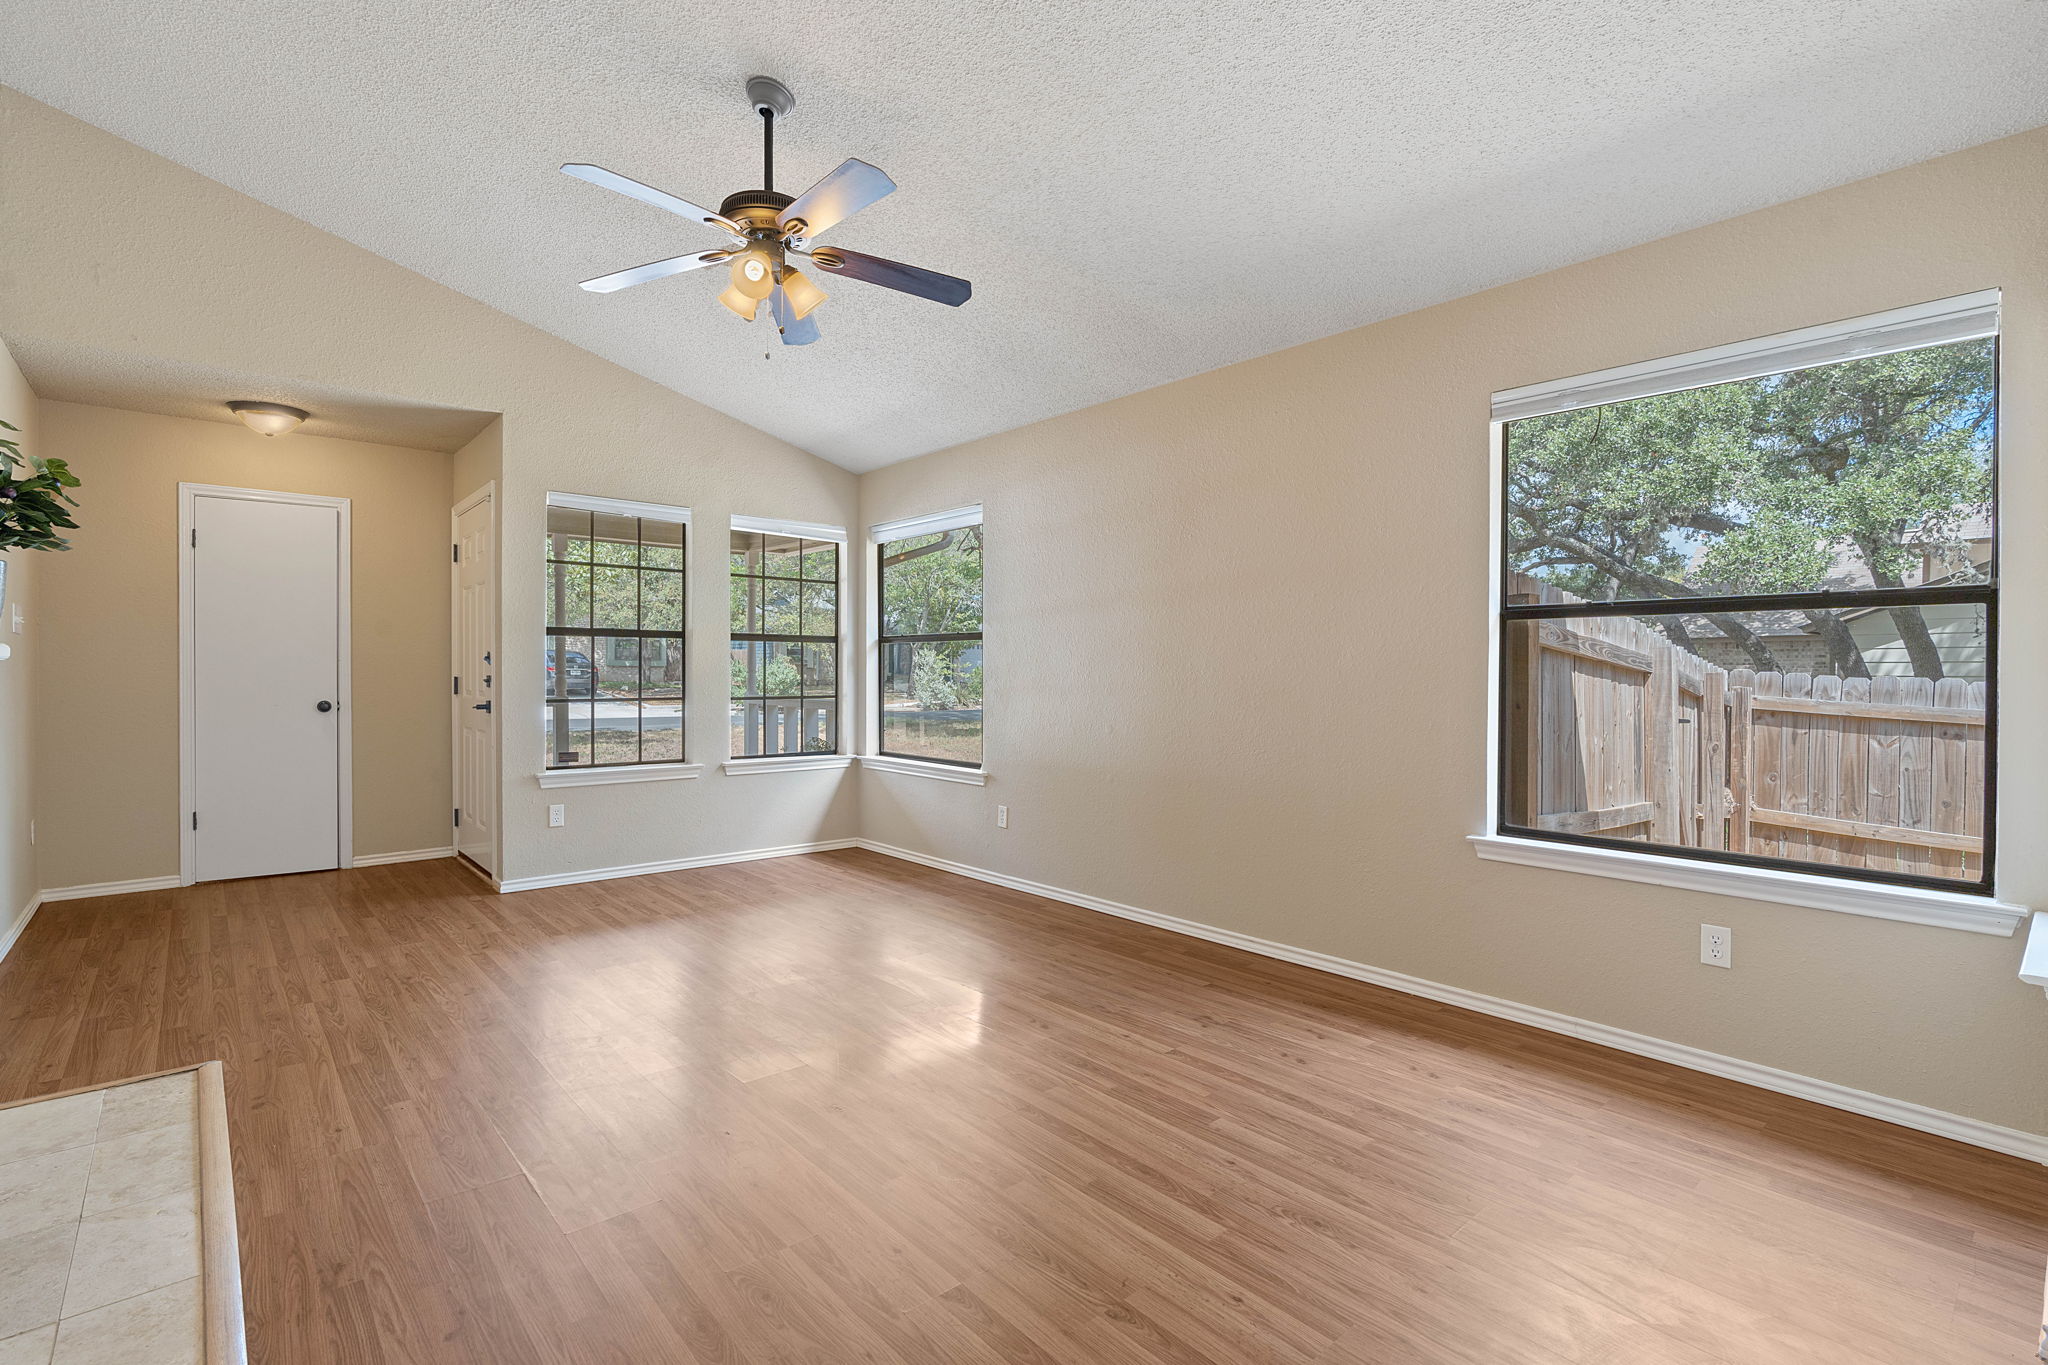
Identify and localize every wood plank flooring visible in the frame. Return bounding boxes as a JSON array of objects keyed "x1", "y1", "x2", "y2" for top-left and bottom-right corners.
[{"x1": 1, "y1": 849, "x2": 2043, "y2": 1363}]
